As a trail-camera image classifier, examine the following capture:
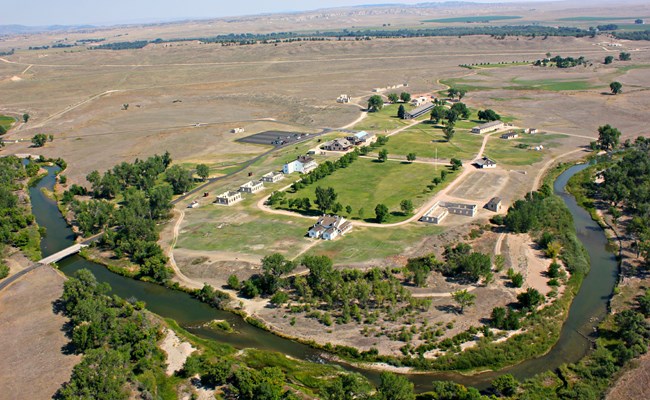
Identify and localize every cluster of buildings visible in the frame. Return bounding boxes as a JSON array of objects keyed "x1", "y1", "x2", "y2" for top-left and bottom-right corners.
[
  {"x1": 320, "y1": 131, "x2": 374, "y2": 152},
  {"x1": 337, "y1": 94, "x2": 351, "y2": 103},
  {"x1": 214, "y1": 171, "x2": 285, "y2": 206},
  {"x1": 308, "y1": 215, "x2": 353, "y2": 240},
  {"x1": 420, "y1": 197, "x2": 502, "y2": 224}
]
